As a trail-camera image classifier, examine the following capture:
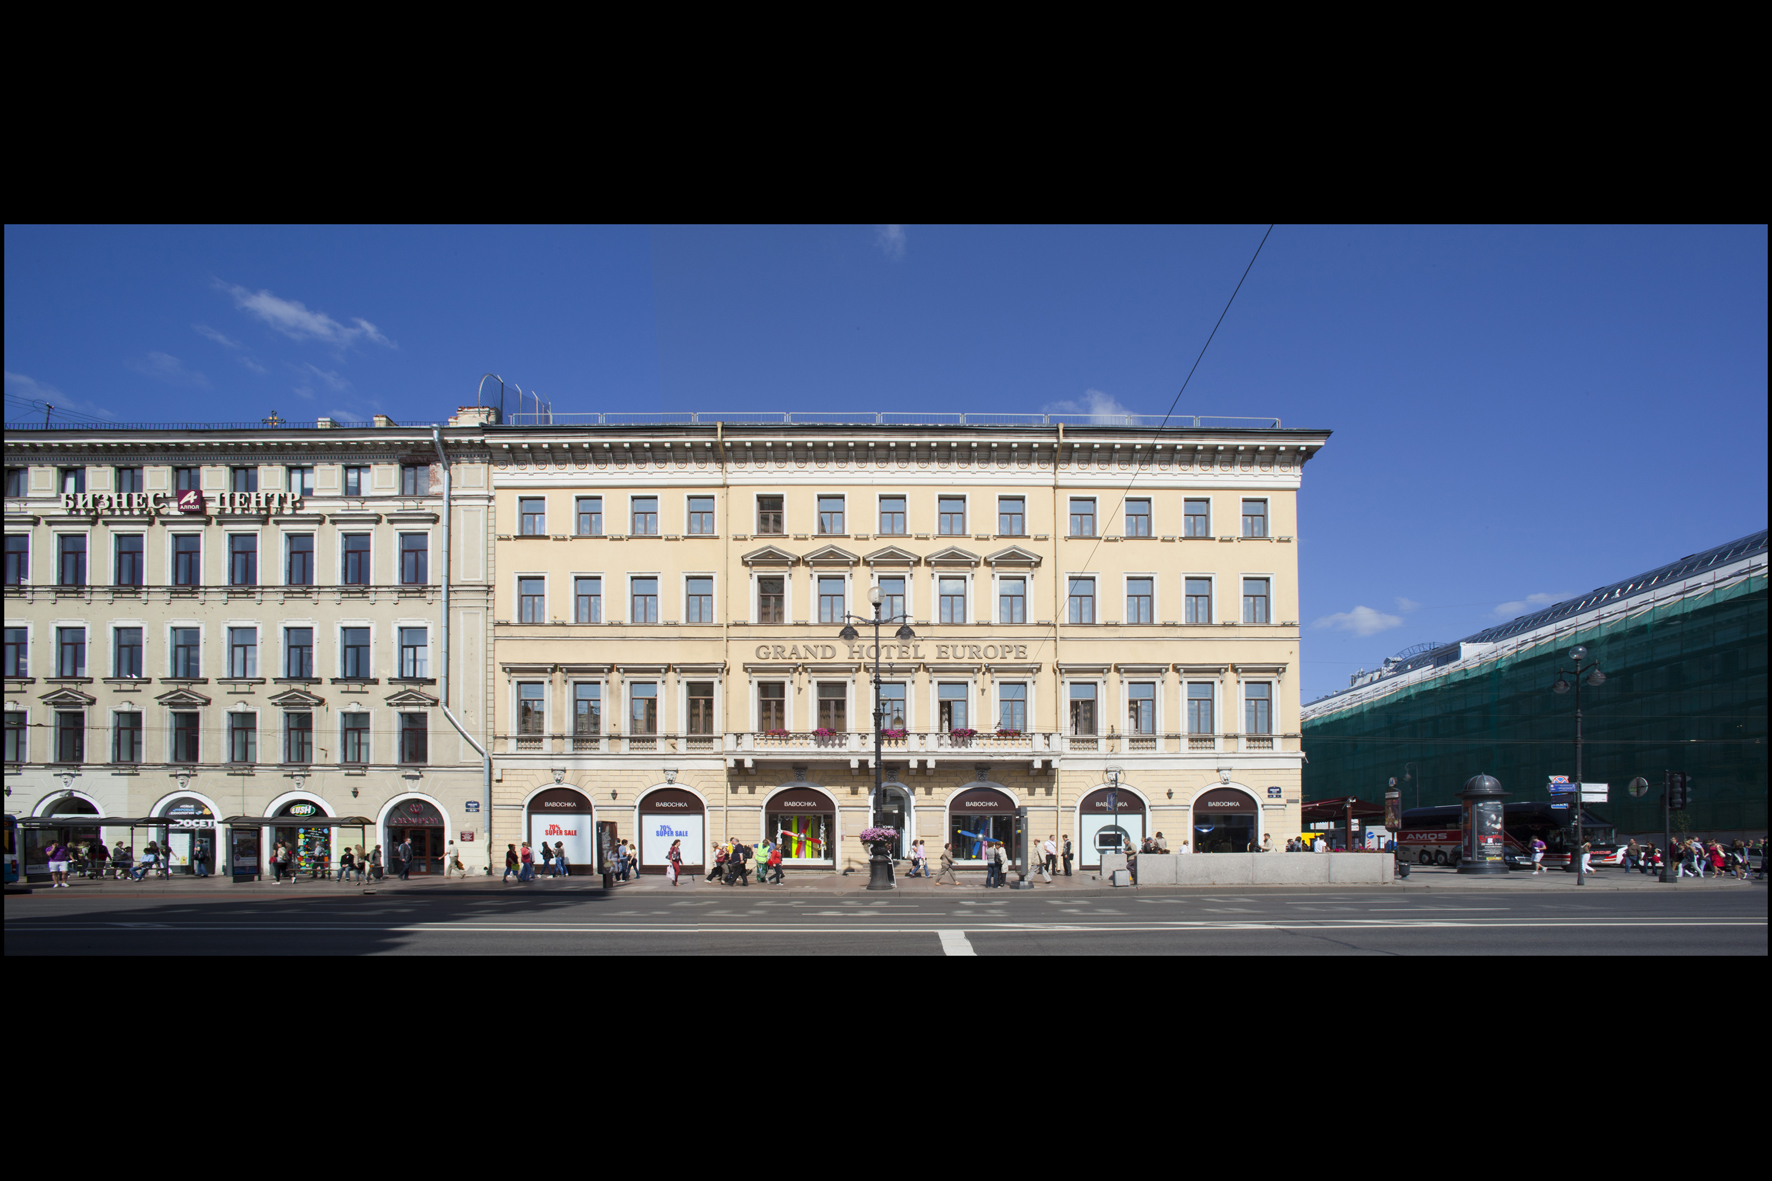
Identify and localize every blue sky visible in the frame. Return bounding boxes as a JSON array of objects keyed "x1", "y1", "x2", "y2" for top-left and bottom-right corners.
[{"x1": 6, "y1": 224, "x2": 1766, "y2": 702}]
